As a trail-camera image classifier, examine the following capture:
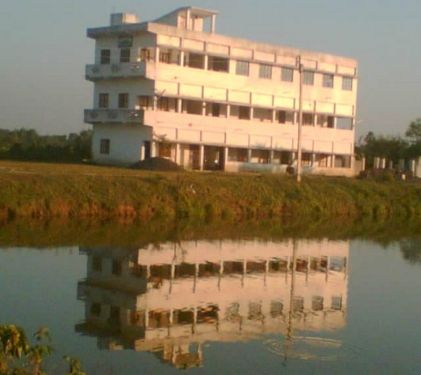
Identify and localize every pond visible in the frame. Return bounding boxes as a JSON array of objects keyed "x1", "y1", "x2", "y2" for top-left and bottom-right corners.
[{"x1": 1, "y1": 226, "x2": 421, "y2": 374}]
